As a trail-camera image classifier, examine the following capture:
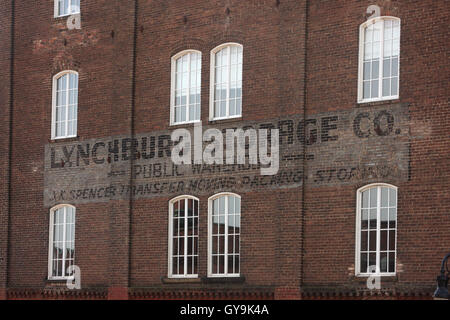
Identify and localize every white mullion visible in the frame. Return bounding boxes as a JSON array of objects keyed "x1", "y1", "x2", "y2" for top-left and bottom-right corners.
[
  {"x1": 379, "y1": 22, "x2": 385, "y2": 98},
  {"x1": 186, "y1": 54, "x2": 191, "y2": 123},
  {"x1": 65, "y1": 74, "x2": 69, "y2": 137},
  {"x1": 376, "y1": 187, "x2": 381, "y2": 273},
  {"x1": 183, "y1": 200, "x2": 188, "y2": 276},
  {"x1": 61, "y1": 207, "x2": 67, "y2": 277},
  {"x1": 227, "y1": 47, "x2": 231, "y2": 118},
  {"x1": 177, "y1": 200, "x2": 181, "y2": 275},
  {"x1": 224, "y1": 196, "x2": 229, "y2": 275}
]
